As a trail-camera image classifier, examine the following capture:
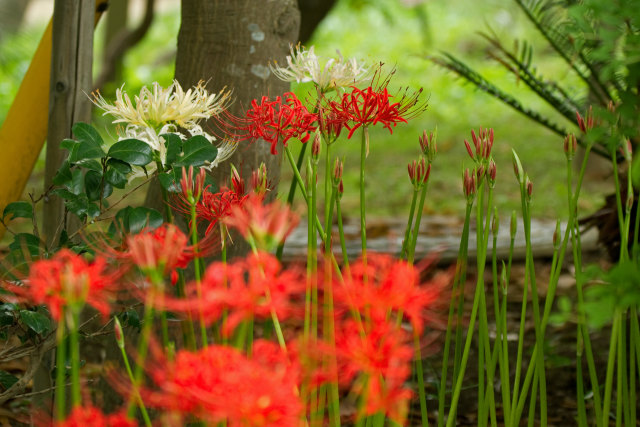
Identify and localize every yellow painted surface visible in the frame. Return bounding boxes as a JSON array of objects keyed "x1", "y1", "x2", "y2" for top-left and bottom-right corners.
[{"x1": 0, "y1": 1, "x2": 109, "y2": 240}]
